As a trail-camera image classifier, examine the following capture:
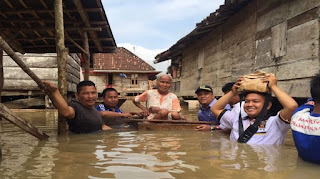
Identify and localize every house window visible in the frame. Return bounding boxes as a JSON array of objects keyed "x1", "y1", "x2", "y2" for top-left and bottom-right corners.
[
  {"x1": 131, "y1": 74, "x2": 138, "y2": 86},
  {"x1": 171, "y1": 56, "x2": 182, "y2": 79}
]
